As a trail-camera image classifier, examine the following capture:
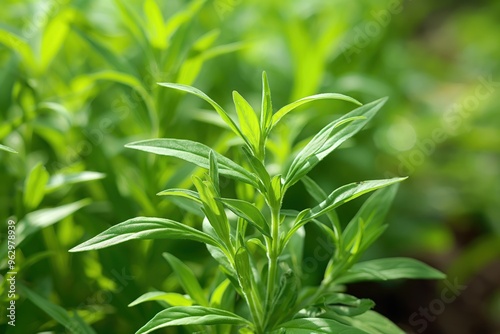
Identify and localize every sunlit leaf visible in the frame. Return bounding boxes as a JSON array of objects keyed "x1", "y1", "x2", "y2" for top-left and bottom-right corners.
[
  {"x1": 136, "y1": 306, "x2": 252, "y2": 334},
  {"x1": 271, "y1": 93, "x2": 362, "y2": 129},
  {"x1": 0, "y1": 143, "x2": 17, "y2": 153},
  {"x1": 271, "y1": 317, "x2": 368, "y2": 333},
  {"x1": 126, "y1": 138, "x2": 258, "y2": 187},
  {"x1": 129, "y1": 291, "x2": 193, "y2": 307},
  {"x1": 163, "y1": 252, "x2": 208, "y2": 306},
  {"x1": 335, "y1": 258, "x2": 446, "y2": 284},
  {"x1": 45, "y1": 172, "x2": 106, "y2": 193},
  {"x1": 24, "y1": 162, "x2": 49, "y2": 210},
  {"x1": 233, "y1": 91, "x2": 261, "y2": 154},
  {"x1": 69, "y1": 217, "x2": 220, "y2": 252}
]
